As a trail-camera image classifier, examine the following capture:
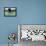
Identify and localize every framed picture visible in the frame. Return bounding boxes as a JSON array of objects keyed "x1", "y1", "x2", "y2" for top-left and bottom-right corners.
[{"x1": 4, "y1": 7, "x2": 17, "y2": 17}]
